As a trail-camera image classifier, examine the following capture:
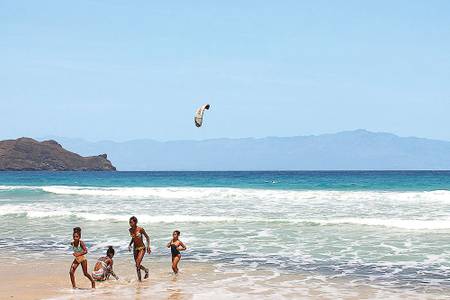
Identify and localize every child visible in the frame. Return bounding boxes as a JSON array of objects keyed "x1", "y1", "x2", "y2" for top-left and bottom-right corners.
[
  {"x1": 166, "y1": 230, "x2": 186, "y2": 274},
  {"x1": 69, "y1": 227, "x2": 95, "y2": 288},
  {"x1": 128, "y1": 216, "x2": 151, "y2": 281},
  {"x1": 92, "y1": 246, "x2": 119, "y2": 281}
]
